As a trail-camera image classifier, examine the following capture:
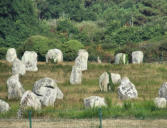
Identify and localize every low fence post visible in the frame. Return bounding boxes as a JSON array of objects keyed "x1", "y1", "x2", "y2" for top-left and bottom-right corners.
[
  {"x1": 98, "y1": 108, "x2": 102, "y2": 128},
  {"x1": 28, "y1": 110, "x2": 32, "y2": 128}
]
